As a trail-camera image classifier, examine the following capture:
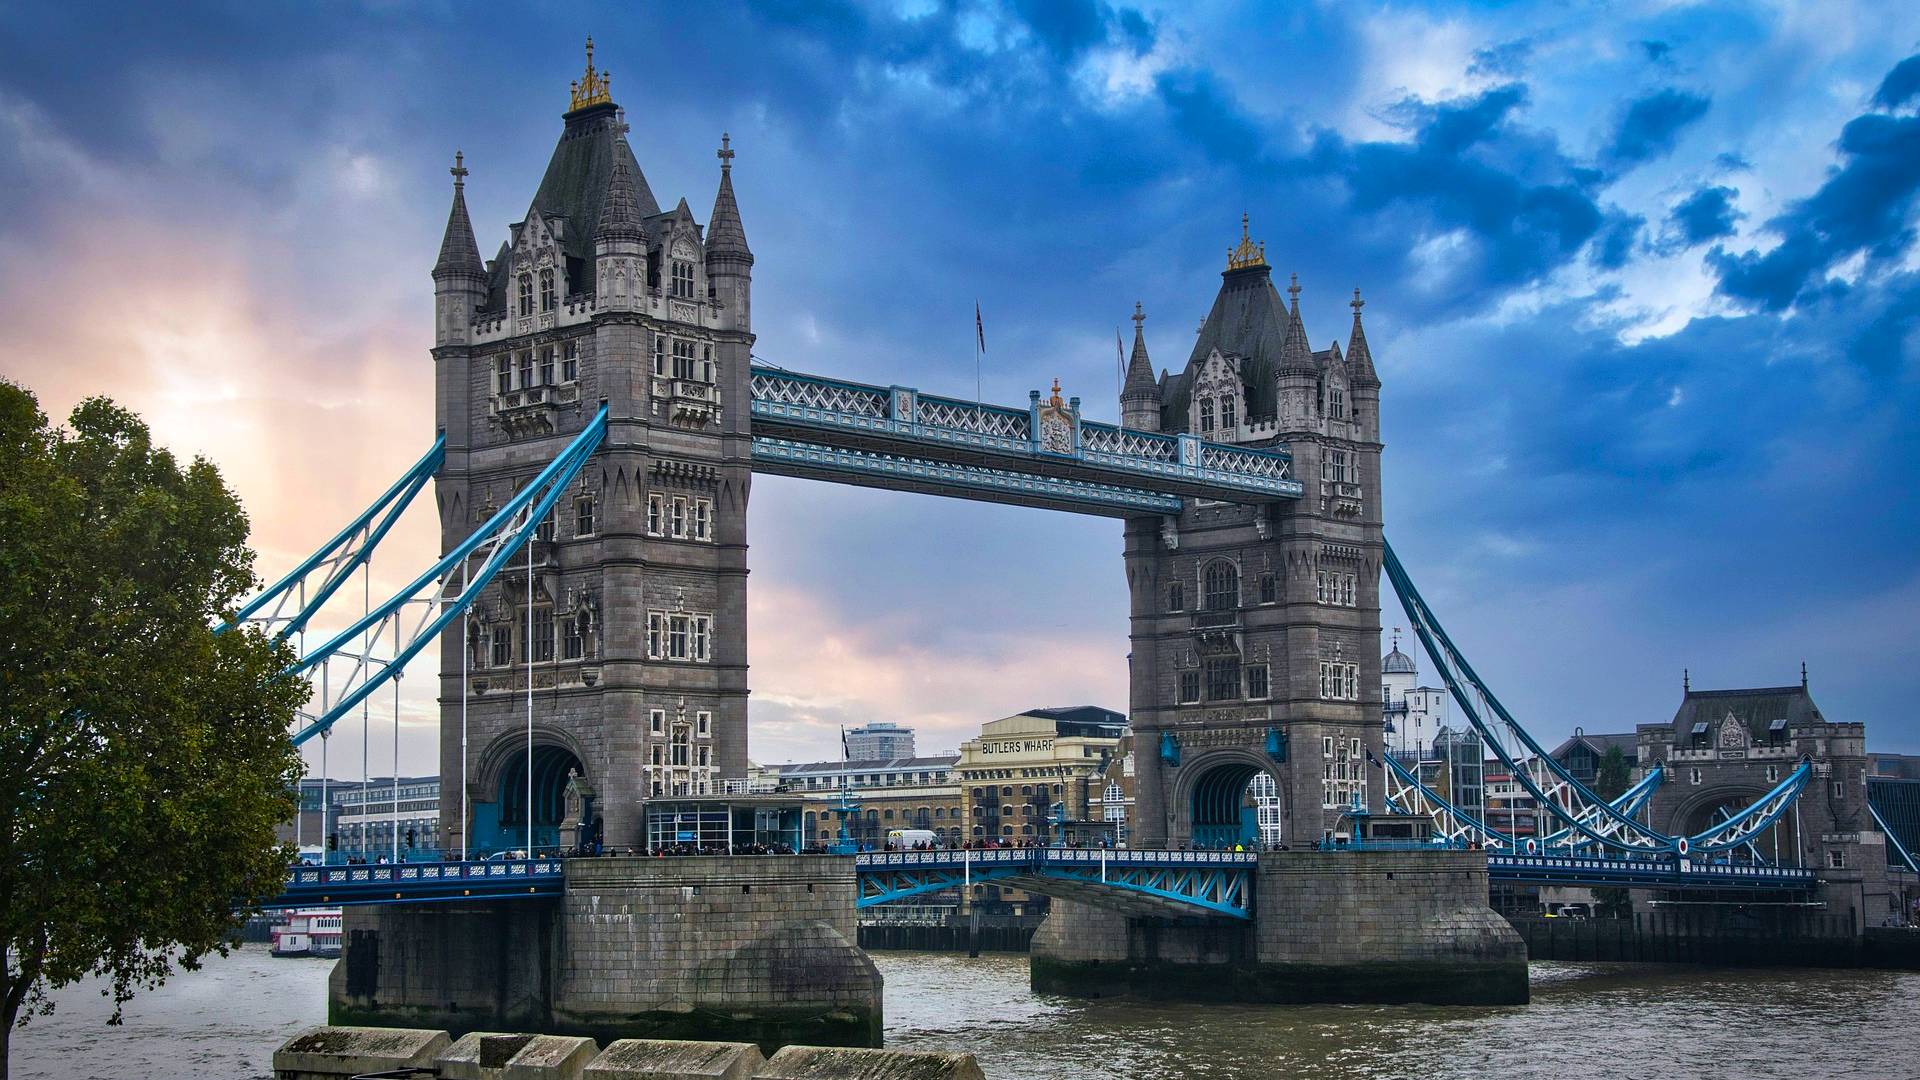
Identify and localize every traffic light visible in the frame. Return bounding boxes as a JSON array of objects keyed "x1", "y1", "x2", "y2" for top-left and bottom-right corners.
[
  {"x1": 406, "y1": 828, "x2": 416, "y2": 849},
  {"x1": 327, "y1": 833, "x2": 338, "y2": 851}
]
